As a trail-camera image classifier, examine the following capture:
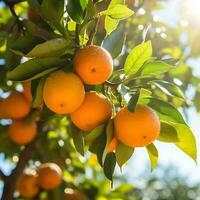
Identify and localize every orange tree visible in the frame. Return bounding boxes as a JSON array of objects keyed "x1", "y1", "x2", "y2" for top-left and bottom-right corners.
[{"x1": 0, "y1": 0, "x2": 198, "y2": 199}]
